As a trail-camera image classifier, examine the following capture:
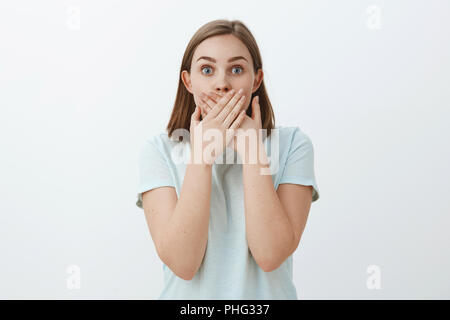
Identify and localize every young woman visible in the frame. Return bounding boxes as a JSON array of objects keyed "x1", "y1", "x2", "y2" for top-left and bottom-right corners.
[{"x1": 136, "y1": 19, "x2": 320, "y2": 300}]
